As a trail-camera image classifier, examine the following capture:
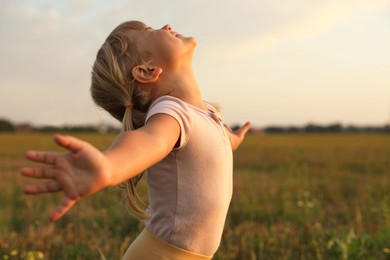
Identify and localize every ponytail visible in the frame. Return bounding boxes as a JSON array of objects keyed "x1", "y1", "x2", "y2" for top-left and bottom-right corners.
[
  {"x1": 91, "y1": 21, "x2": 151, "y2": 219},
  {"x1": 121, "y1": 106, "x2": 148, "y2": 219},
  {"x1": 122, "y1": 106, "x2": 133, "y2": 132}
]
